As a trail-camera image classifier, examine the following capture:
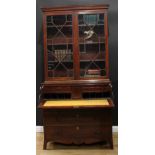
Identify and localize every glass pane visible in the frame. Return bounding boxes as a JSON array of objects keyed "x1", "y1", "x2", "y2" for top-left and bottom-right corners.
[
  {"x1": 78, "y1": 14, "x2": 106, "y2": 78},
  {"x1": 46, "y1": 15, "x2": 73, "y2": 78}
]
